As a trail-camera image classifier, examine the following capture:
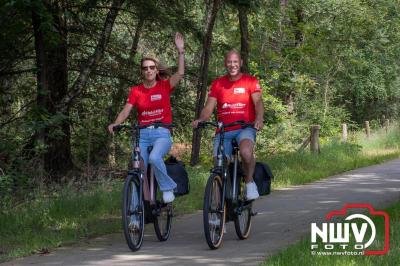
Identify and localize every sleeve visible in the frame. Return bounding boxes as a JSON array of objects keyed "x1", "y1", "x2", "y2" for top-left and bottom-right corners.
[
  {"x1": 127, "y1": 86, "x2": 136, "y2": 105},
  {"x1": 208, "y1": 80, "x2": 218, "y2": 98},
  {"x1": 250, "y1": 78, "x2": 262, "y2": 94}
]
